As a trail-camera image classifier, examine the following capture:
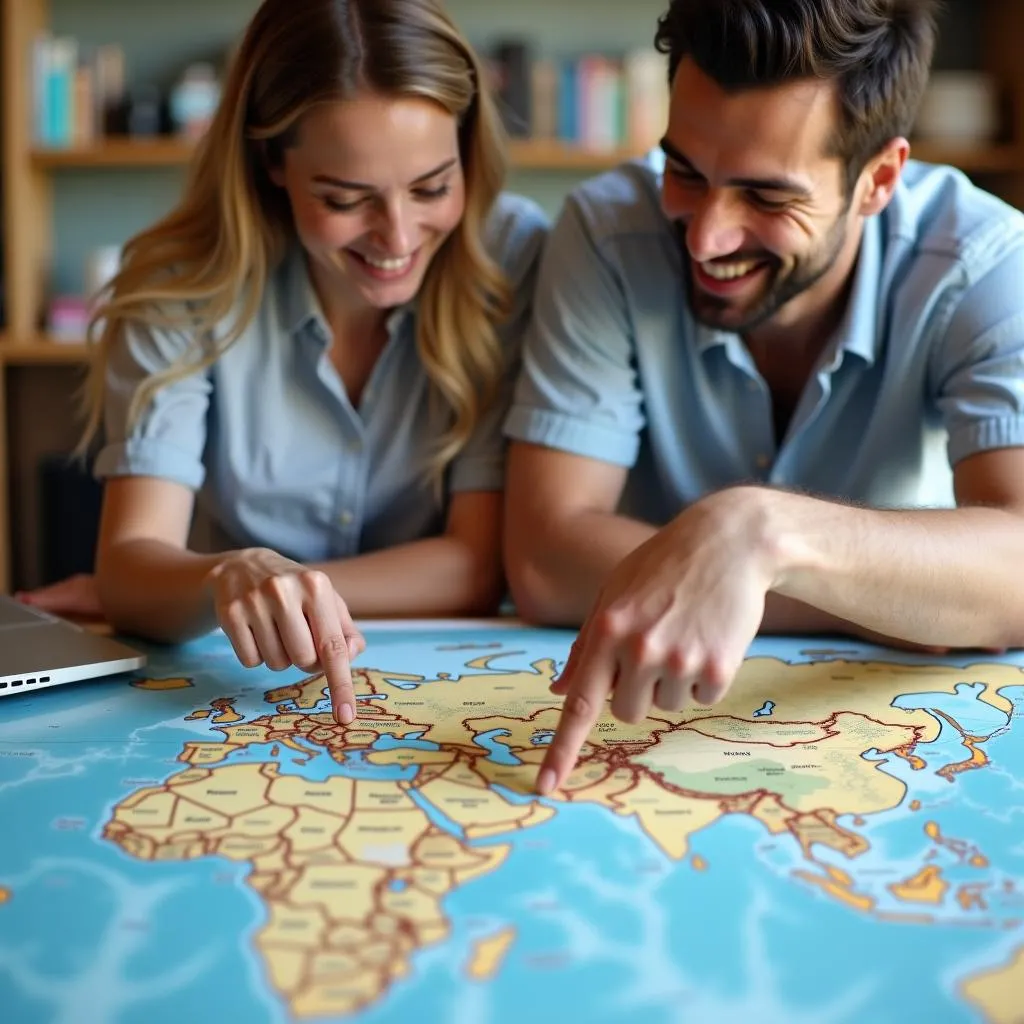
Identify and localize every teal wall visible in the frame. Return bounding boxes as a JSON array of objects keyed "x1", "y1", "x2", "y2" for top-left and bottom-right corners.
[{"x1": 49, "y1": 0, "x2": 668, "y2": 295}]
